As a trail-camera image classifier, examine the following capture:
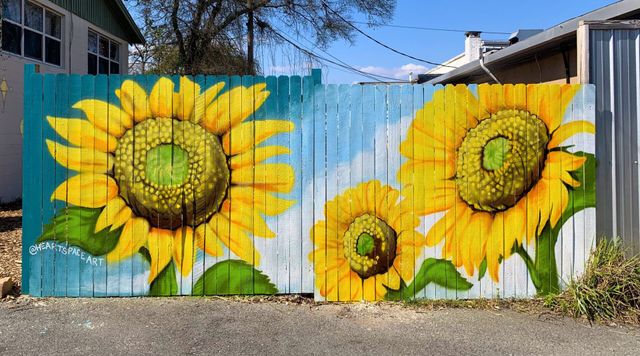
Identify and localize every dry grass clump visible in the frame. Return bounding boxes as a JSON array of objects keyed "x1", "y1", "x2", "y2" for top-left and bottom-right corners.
[{"x1": 546, "y1": 239, "x2": 640, "y2": 324}]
